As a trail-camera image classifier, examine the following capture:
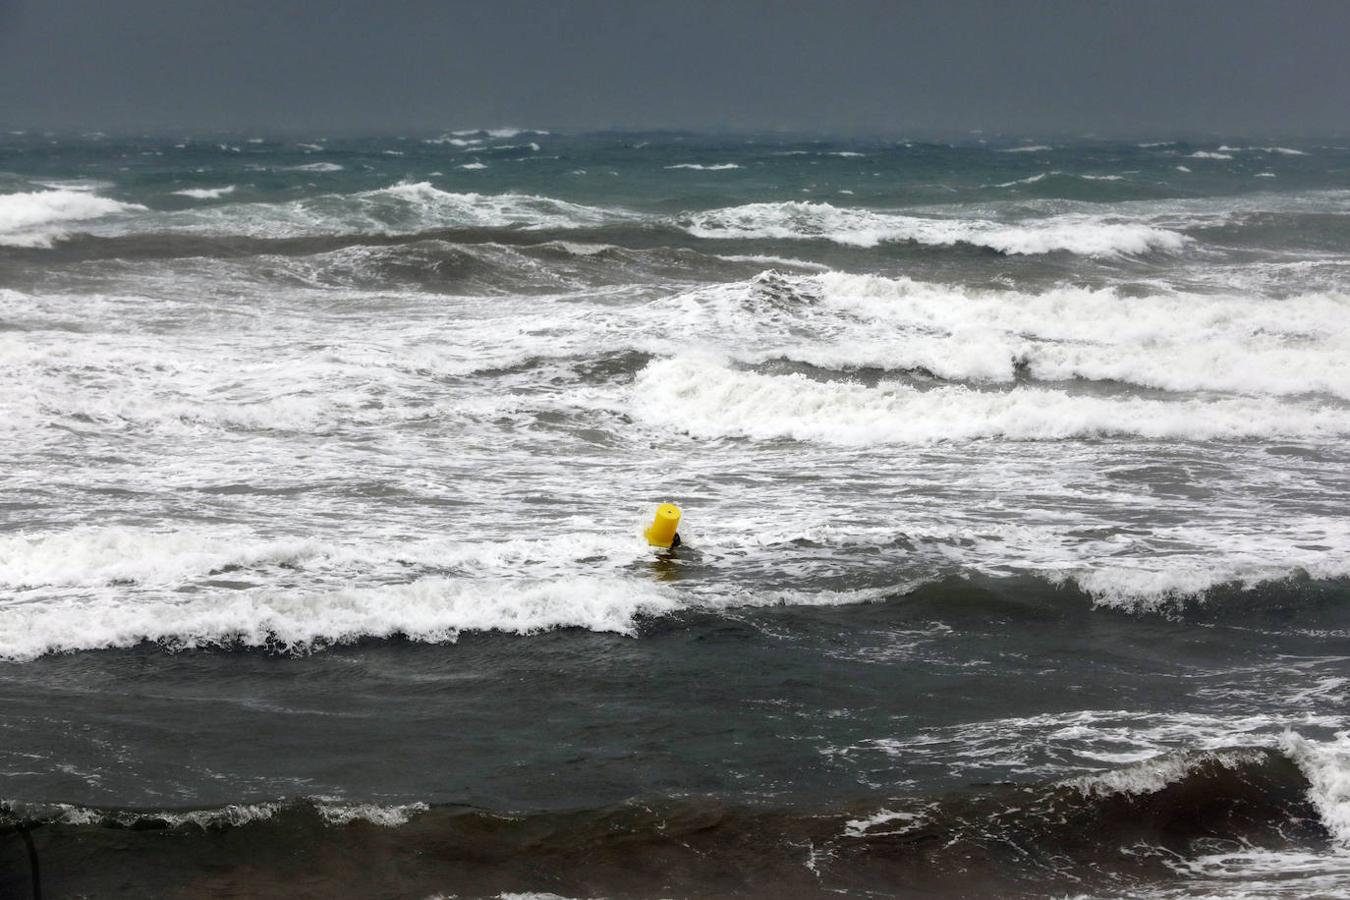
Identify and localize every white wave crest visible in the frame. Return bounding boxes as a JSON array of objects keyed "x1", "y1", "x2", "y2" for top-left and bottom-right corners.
[
  {"x1": 993, "y1": 172, "x2": 1123, "y2": 188},
  {"x1": 1282, "y1": 731, "x2": 1350, "y2": 846},
  {"x1": 1218, "y1": 145, "x2": 1308, "y2": 156},
  {"x1": 316, "y1": 800, "x2": 429, "y2": 827},
  {"x1": 5, "y1": 798, "x2": 429, "y2": 829},
  {"x1": 463, "y1": 128, "x2": 546, "y2": 139},
  {"x1": 994, "y1": 172, "x2": 1048, "y2": 187},
  {"x1": 127, "y1": 182, "x2": 629, "y2": 240},
  {"x1": 0, "y1": 526, "x2": 323, "y2": 590},
  {"x1": 628, "y1": 355, "x2": 1350, "y2": 446},
  {"x1": 773, "y1": 272, "x2": 1350, "y2": 400},
  {"x1": 0, "y1": 573, "x2": 678, "y2": 661},
  {"x1": 1072, "y1": 556, "x2": 1350, "y2": 611},
  {"x1": 665, "y1": 163, "x2": 741, "y2": 170},
  {"x1": 1065, "y1": 748, "x2": 1269, "y2": 798},
  {"x1": 7, "y1": 800, "x2": 285, "y2": 829},
  {"x1": 838, "y1": 710, "x2": 1350, "y2": 782},
  {"x1": 0, "y1": 523, "x2": 657, "y2": 591},
  {"x1": 425, "y1": 136, "x2": 481, "y2": 146},
  {"x1": 172, "y1": 185, "x2": 236, "y2": 199},
  {"x1": 1, "y1": 518, "x2": 1346, "y2": 657},
  {"x1": 0, "y1": 189, "x2": 144, "y2": 247},
  {"x1": 678, "y1": 201, "x2": 1186, "y2": 256}
]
